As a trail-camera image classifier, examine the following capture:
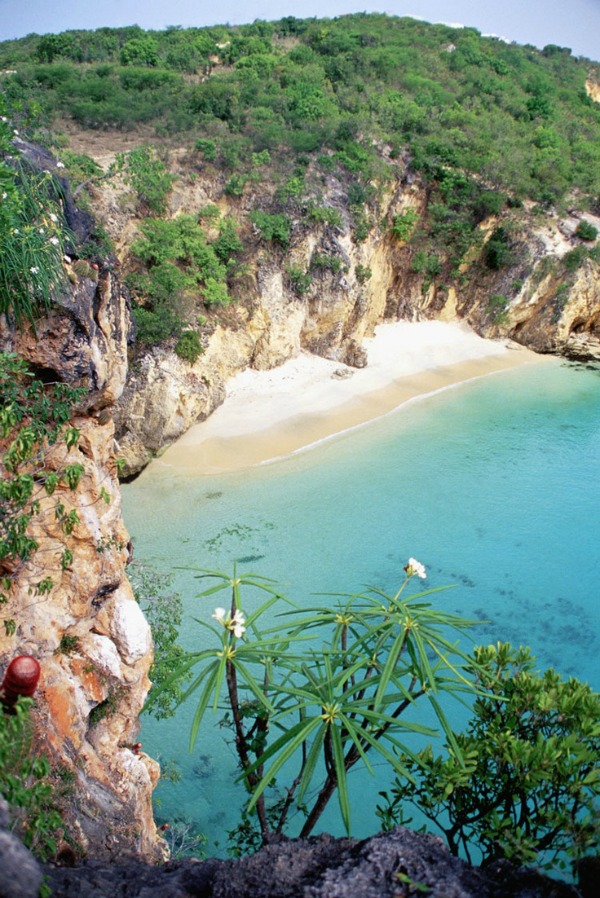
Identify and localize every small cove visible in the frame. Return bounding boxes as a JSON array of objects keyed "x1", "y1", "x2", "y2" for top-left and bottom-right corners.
[{"x1": 122, "y1": 358, "x2": 600, "y2": 851}]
